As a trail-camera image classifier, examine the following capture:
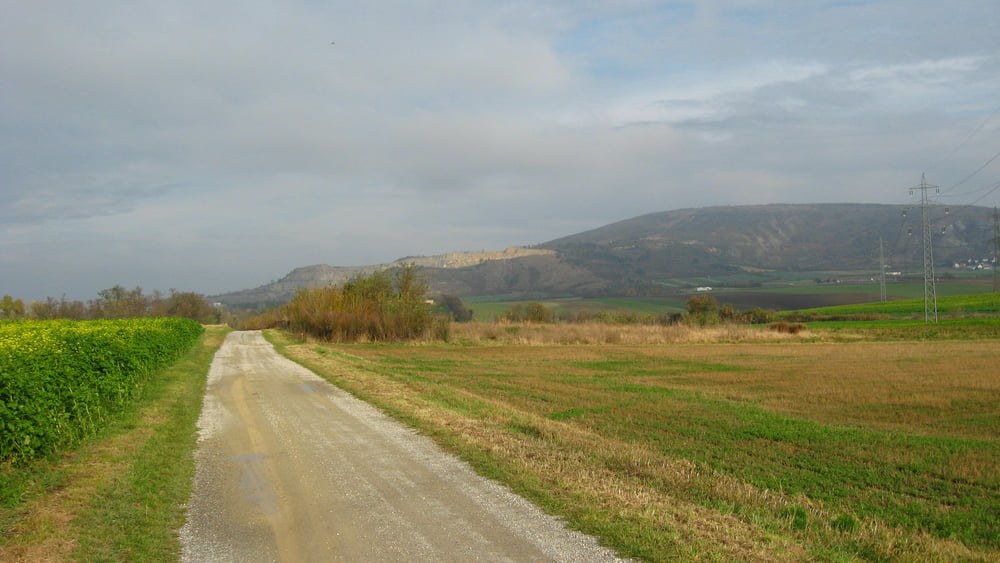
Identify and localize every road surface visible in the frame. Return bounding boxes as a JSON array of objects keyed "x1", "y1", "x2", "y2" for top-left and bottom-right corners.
[{"x1": 179, "y1": 331, "x2": 629, "y2": 562}]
